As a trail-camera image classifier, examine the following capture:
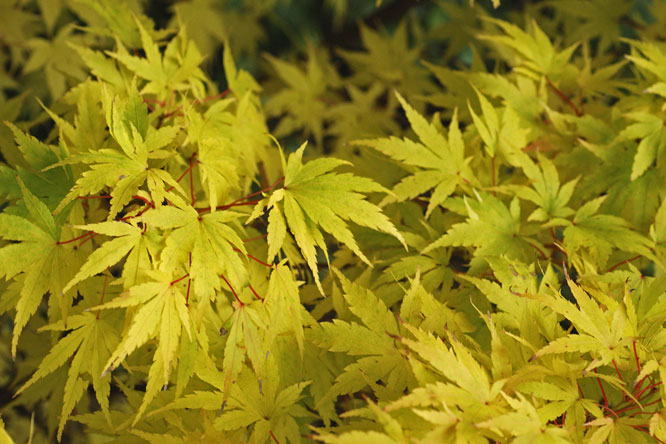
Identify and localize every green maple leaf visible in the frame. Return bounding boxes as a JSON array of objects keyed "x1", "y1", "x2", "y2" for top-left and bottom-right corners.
[
  {"x1": 618, "y1": 112, "x2": 666, "y2": 181},
  {"x1": 355, "y1": 92, "x2": 475, "y2": 218},
  {"x1": 626, "y1": 39, "x2": 666, "y2": 106},
  {"x1": 90, "y1": 271, "x2": 193, "y2": 424},
  {"x1": 478, "y1": 17, "x2": 578, "y2": 80},
  {"x1": 551, "y1": 0, "x2": 633, "y2": 55},
  {"x1": 337, "y1": 22, "x2": 434, "y2": 105},
  {"x1": 265, "y1": 47, "x2": 338, "y2": 148},
  {"x1": 310, "y1": 270, "x2": 411, "y2": 406},
  {"x1": 251, "y1": 142, "x2": 405, "y2": 292},
  {"x1": 0, "y1": 178, "x2": 77, "y2": 356},
  {"x1": 266, "y1": 262, "x2": 306, "y2": 356},
  {"x1": 468, "y1": 88, "x2": 529, "y2": 165},
  {"x1": 62, "y1": 220, "x2": 150, "y2": 292},
  {"x1": 15, "y1": 312, "x2": 119, "y2": 440},
  {"x1": 53, "y1": 88, "x2": 184, "y2": 219},
  {"x1": 3, "y1": 121, "x2": 74, "y2": 211},
  {"x1": 107, "y1": 19, "x2": 206, "y2": 99},
  {"x1": 423, "y1": 192, "x2": 543, "y2": 264},
  {"x1": 140, "y1": 195, "x2": 248, "y2": 297},
  {"x1": 23, "y1": 24, "x2": 87, "y2": 99},
  {"x1": 216, "y1": 369, "x2": 310, "y2": 444},
  {"x1": 527, "y1": 276, "x2": 632, "y2": 377},
  {"x1": 513, "y1": 153, "x2": 579, "y2": 222},
  {"x1": 549, "y1": 195, "x2": 655, "y2": 268}
]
